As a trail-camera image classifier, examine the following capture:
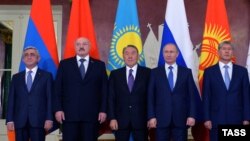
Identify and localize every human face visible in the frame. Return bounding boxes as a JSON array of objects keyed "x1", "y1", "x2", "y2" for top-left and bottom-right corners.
[
  {"x1": 218, "y1": 44, "x2": 233, "y2": 64},
  {"x1": 74, "y1": 37, "x2": 90, "y2": 57},
  {"x1": 163, "y1": 44, "x2": 179, "y2": 65},
  {"x1": 123, "y1": 46, "x2": 139, "y2": 68},
  {"x1": 22, "y1": 48, "x2": 40, "y2": 69}
]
